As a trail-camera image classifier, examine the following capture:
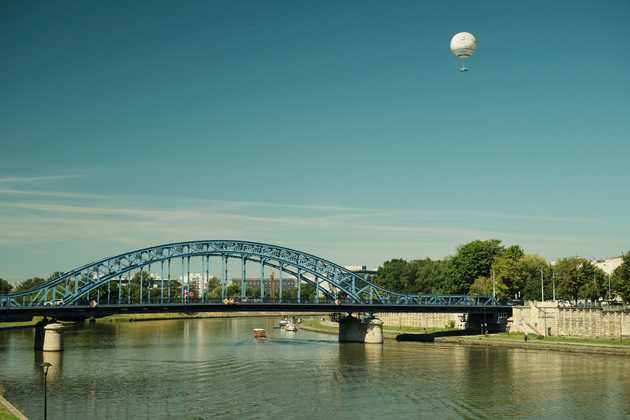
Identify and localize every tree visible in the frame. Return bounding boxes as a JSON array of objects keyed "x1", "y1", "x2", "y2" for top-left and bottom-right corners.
[
  {"x1": 493, "y1": 254, "x2": 552, "y2": 301},
  {"x1": 580, "y1": 265, "x2": 607, "y2": 302},
  {"x1": 15, "y1": 277, "x2": 46, "y2": 292},
  {"x1": 374, "y1": 259, "x2": 415, "y2": 293},
  {"x1": 491, "y1": 250, "x2": 525, "y2": 298},
  {"x1": 612, "y1": 252, "x2": 630, "y2": 302},
  {"x1": 554, "y1": 257, "x2": 605, "y2": 303},
  {"x1": 49, "y1": 271, "x2": 64, "y2": 281},
  {"x1": 409, "y1": 258, "x2": 453, "y2": 293},
  {"x1": 517, "y1": 255, "x2": 553, "y2": 301},
  {"x1": 469, "y1": 276, "x2": 507, "y2": 297},
  {"x1": 447, "y1": 240, "x2": 505, "y2": 293},
  {"x1": 0, "y1": 278, "x2": 12, "y2": 293}
]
